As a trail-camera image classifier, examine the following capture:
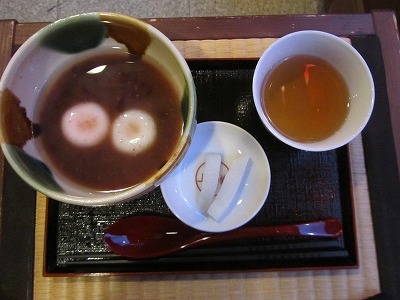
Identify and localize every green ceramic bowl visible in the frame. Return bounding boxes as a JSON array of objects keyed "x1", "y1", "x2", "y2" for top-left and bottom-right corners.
[{"x1": 0, "y1": 13, "x2": 196, "y2": 205}]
